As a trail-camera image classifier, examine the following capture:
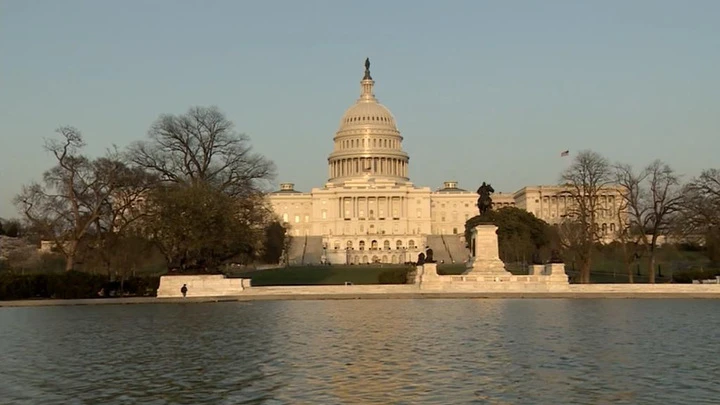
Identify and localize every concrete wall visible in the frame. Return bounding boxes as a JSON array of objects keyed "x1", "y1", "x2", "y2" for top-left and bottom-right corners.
[{"x1": 157, "y1": 275, "x2": 251, "y2": 298}]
